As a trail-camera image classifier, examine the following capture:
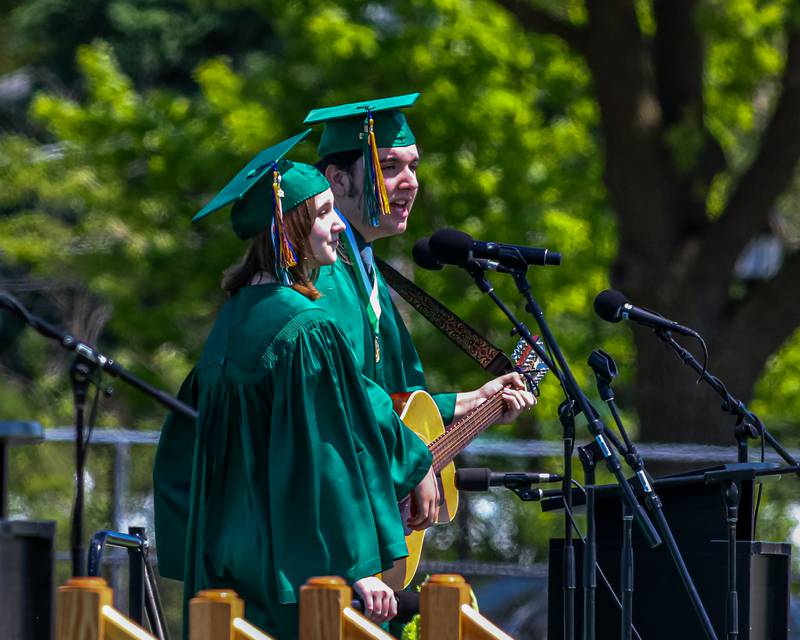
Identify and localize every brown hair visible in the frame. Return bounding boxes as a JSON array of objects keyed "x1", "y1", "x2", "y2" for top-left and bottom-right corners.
[
  {"x1": 222, "y1": 199, "x2": 321, "y2": 299},
  {"x1": 316, "y1": 151, "x2": 362, "y2": 199}
]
